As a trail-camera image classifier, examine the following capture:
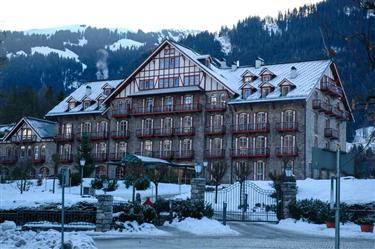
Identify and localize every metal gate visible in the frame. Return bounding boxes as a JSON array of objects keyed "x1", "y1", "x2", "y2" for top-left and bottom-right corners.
[{"x1": 205, "y1": 181, "x2": 278, "y2": 222}]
